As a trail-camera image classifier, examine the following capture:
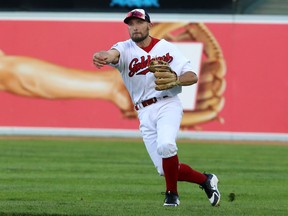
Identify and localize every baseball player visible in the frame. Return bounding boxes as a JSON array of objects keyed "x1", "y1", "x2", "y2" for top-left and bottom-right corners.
[{"x1": 93, "y1": 9, "x2": 220, "y2": 207}]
